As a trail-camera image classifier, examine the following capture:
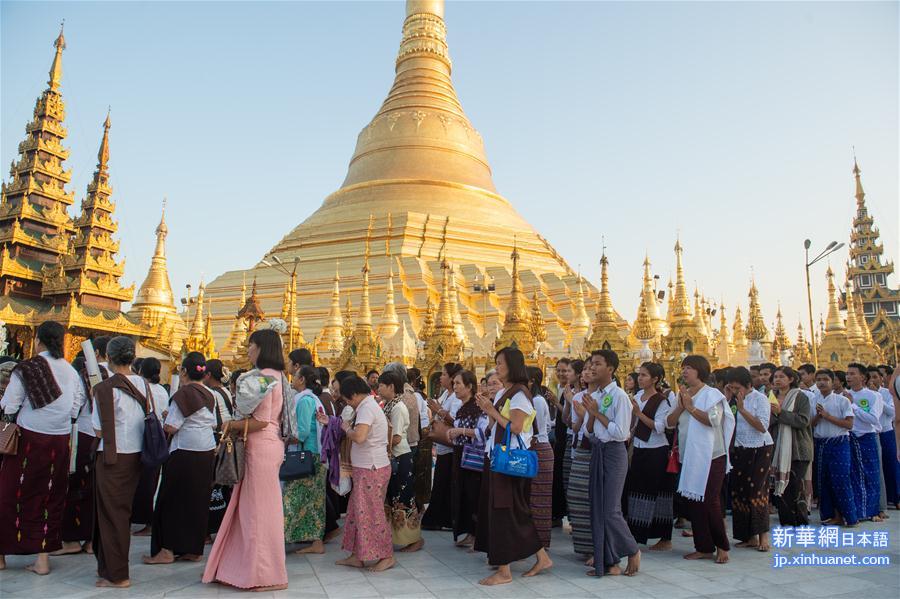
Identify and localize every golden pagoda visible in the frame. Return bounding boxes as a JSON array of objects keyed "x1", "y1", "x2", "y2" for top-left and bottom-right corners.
[
  {"x1": 818, "y1": 266, "x2": 854, "y2": 368},
  {"x1": 337, "y1": 223, "x2": 384, "y2": 372},
  {"x1": 0, "y1": 27, "x2": 145, "y2": 359},
  {"x1": 494, "y1": 239, "x2": 539, "y2": 358},
  {"x1": 128, "y1": 202, "x2": 188, "y2": 354},
  {"x1": 419, "y1": 244, "x2": 464, "y2": 373},
  {"x1": 745, "y1": 278, "x2": 768, "y2": 365},
  {"x1": 315, "y1": 264, "x2": 345, "y2": 358},
  {"x1": 660, "y1": 239, "x2": 711, "y2": 372},
  {"x1": 714, "y1": 302, "x2": 733, "y2": 365},
  {"x1": 585, "y1": 251, "x2": 629, "y2": 356},
  {"x1": 205, "y1": 0, "x2": 591, "y2": 361},
  {"x1": 183, "y1": 281, "x2": 215, "y2": 356},
  {"x1": 632, "y1": 289, "x2": 656, "y2": 364},
  {"x1": 792, "y1": 322, "x2": 813, "y2": 367},
  {"x1": 638, "y1": 254, "x2": 667, "y2": 339},
  {"x1": 219, "y1": 274, "x2": 248, "y2": 359},
  {"x1": 845, "y1": 158, "x2": 898, "y2": 360},
  {"x1": 845, "y1": 280, "x2": 883, "y2": 363},
  {"x1": 771, "y1": 305, "x2": 792, "y2": 365},
  {"x1": 567, "y1": 276, "x2": 591, "y2": 350}
]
